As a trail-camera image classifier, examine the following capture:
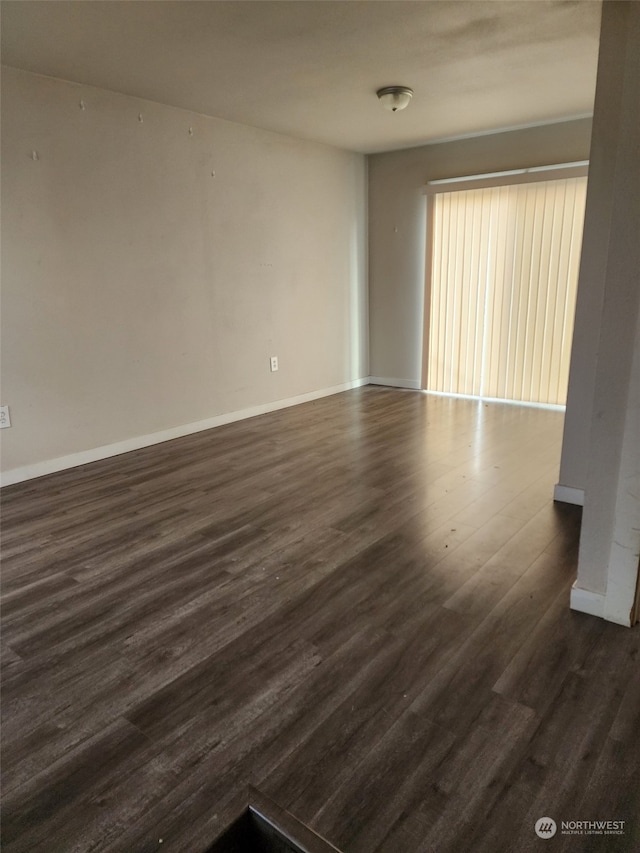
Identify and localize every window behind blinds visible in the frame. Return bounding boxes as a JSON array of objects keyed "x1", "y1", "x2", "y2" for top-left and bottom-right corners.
[{"x1": 426, "y1": 176, "x2": 587, "y2": 406}]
